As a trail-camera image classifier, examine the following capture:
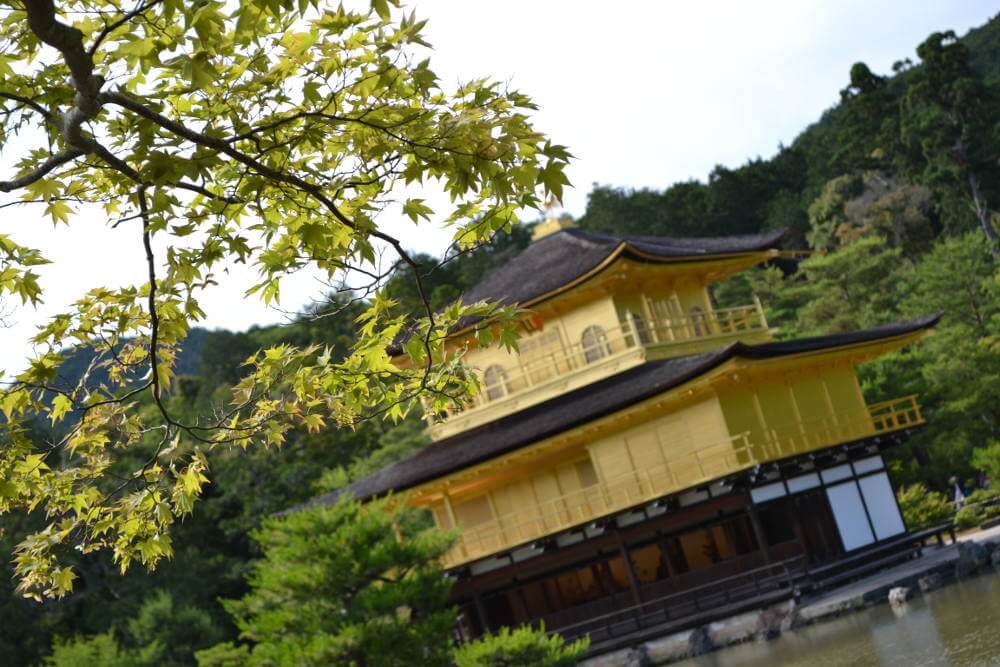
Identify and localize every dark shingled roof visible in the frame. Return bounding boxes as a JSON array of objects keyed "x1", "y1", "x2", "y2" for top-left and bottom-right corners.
[
  {"x1": 387, "y1": 227, "x2": 788, "y2": 355},
  {"x1": 316, "y1": 312, "x2": 940, "y2": 506},
  {"x1": 459, "y1": 227, "x2": 789, "y2": 310}
]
